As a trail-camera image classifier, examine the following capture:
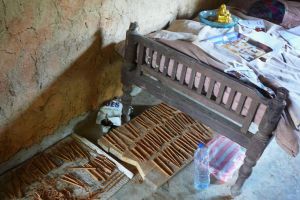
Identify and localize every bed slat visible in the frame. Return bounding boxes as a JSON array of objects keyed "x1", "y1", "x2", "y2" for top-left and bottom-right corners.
[
  {"x1": 241, "y1": 101, "x2": 259, "y2": 133},
  {"x1": 216, "y1": 84, "x2": 226, "y2": 104},
  {"x1": 179, "y1": 65, "x2": 187, "y2": 85},
  {"x1": 235, "y1": 94, "x2": 246, "y2": 115},
  {"x1": 206, "y1": 79, "x2": 216, "y2": 99},
  {"x1": 137, "y1": 44, "x2": 145, "y2": 67},
  {"x1": 188, "y1": 68, "x2": 196, "y2": 89},
  {"x1": 155, "y1": 52, "x2": 162, "y2": 72},
  {"x1": 225, "y1": 88, "x2": 236, "y2": 109},
  {"x1": 171, "y1": 61, "x2": 179, "y2": 80},
  {"x1": 163, "y1": 57, "x2": 171, "y2": 76},
  {"x1": 147, "y1": 48, "x2": 153, "y2": 68},
  {"x1": 196, "y1": 74, "x2": 206, "y2": 95}
]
